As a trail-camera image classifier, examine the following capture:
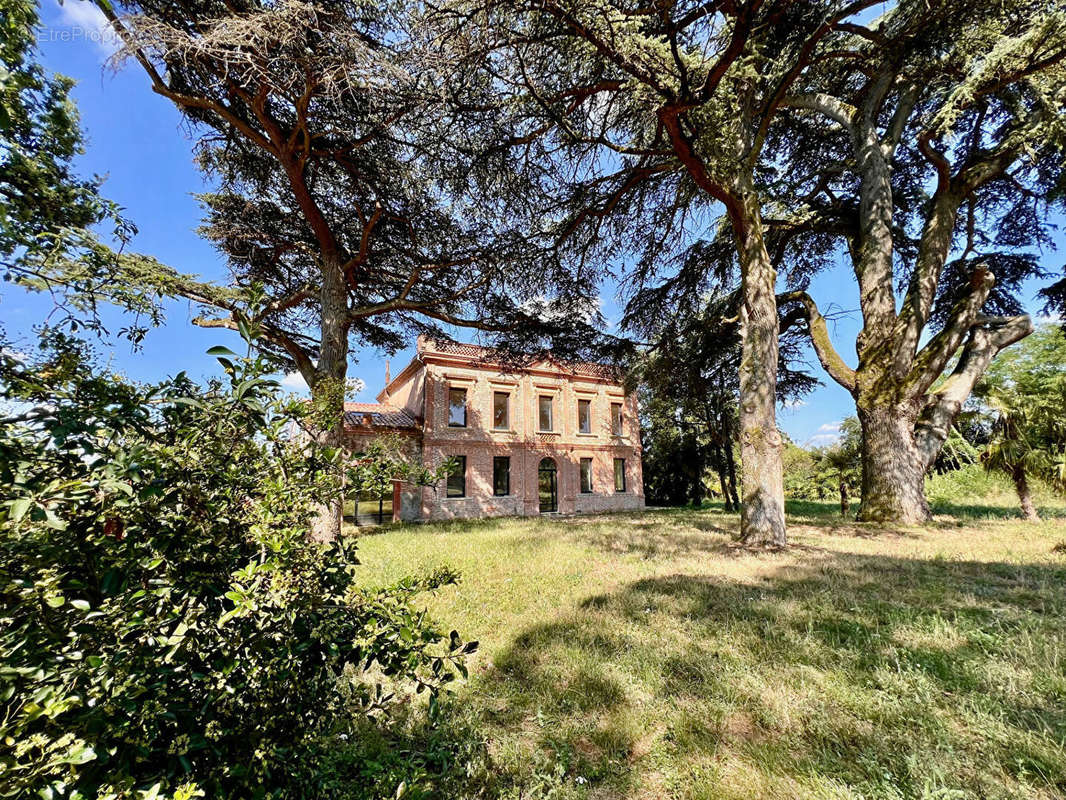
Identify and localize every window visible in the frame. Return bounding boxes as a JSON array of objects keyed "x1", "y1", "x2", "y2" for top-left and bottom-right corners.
[
  {"x1": 580, "y1": 457, "x2": 593, "y2": 493},
  {"x1": 447, "y1": 456, "x2": 466, "y2": 497},
  {"x1": 493, "y1": 391, "x2": 510, "y2": 430},
  {"x1": 493, "y1": 456, "x2": 510, "y2": 496},
  {"x1": 538, "y1": 395, "x2": 554, "y2": 431},
  {"x1": 614, "y1": 458, "x2": 626, "y2": 492},
  {"x1": 448, "y1": 388, "x2": 467, "y2": 427},
  {"x1": 577, "y1": 399, "x2": 591, "y2": 433},
  {"x1": 611, "y1": 402, "x2": 623, "y2": 435}
]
